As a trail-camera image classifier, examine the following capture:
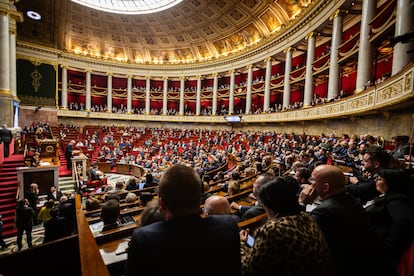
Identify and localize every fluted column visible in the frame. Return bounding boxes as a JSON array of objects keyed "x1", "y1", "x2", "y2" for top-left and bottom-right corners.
[
  {"x1": 9, "y1": 22, "x2": 16, "y2": 98},
  {"x1": 356, "y1": 0, "x2": 376, "y2": 92},
  {"x1": 85, "y1": 70, "x2": 91, "y2": 111},
  {"x1": 245, "y1": 65, "x2": 253, "y2": 114},
  {"x1": 212, "y1": 73, "x2": 218, "y2": 115},
  {"x1": 392, "y1": 0, "x2": 414, "y2": 75},
  {"x1": 196, "y1": 76, "x2": 201, "y2": 115},
  {"x1": 0, "y1": 6, "x2": 10, "y2": 118},
  {"x1": 145, "y1": 76, "x2": 150, "y2": 114},
  {"x1": 263, "y1": 58, "x2": 272, "y2": 112},
  {"x1": 127, "y1": 75, "x2": 132, "y2": 114},
  {"x1": 163, "y1": 77, "x2": 168, "y2": 115},
  {"x1": 327, "y1": 10, "x2": 343, "y2": 100},
  {"x1": 179, "y1": 77, "x2": 185, "y2": 115},
  {"x1": 106, "y1": 73, "x2": 112, "y2": 112},
  {"x1": 283, "y1": 48, "x2": 293, "y2": 109},
  {"x1": 61, "y1": 66, "x2": 68, "y2": 109},
  {"x1": 304, "y1": 33, "x2": 316, "y2": 107},
  {"x1": 229, "y1": 70, "x2": 235, "y2": 114}
]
